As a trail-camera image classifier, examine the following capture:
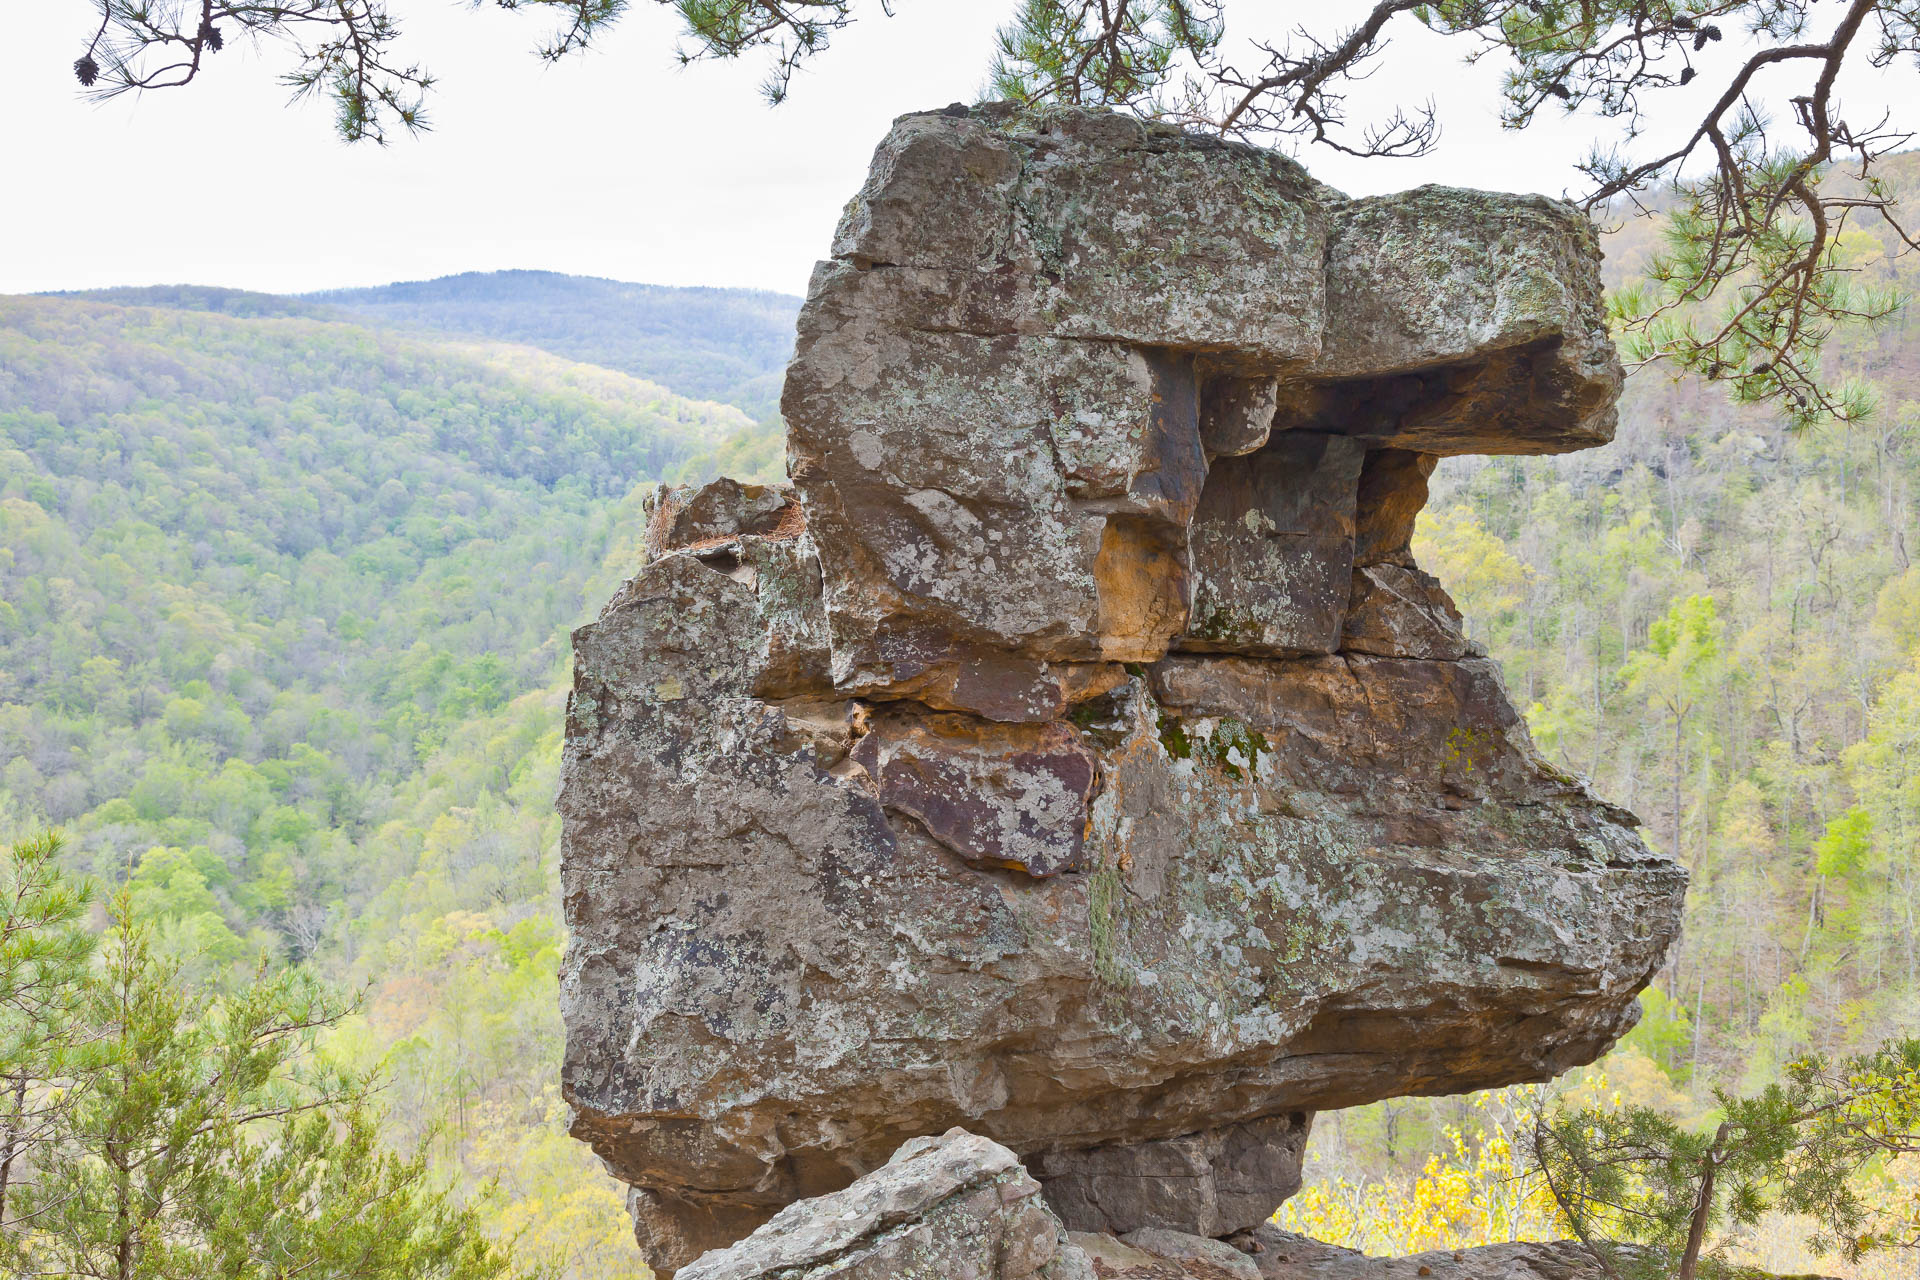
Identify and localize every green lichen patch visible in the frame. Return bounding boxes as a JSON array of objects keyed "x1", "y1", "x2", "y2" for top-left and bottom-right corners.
[
  {"x1": 1087, "y1": 864, "x2": 1133, "y2": 989},
  {"x1": 1155, "y1": 712, "x2": 1193, "y2": 760},
  {"x1": 1156, "y1": 712, "x2": 1269, "y2": 779},
  {"x1": 1209, "y1": 719, "x2": 1269, "y2": 780}
]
